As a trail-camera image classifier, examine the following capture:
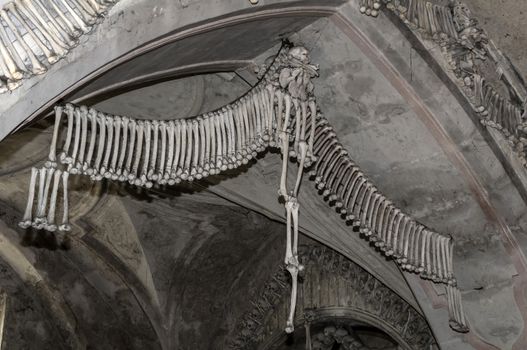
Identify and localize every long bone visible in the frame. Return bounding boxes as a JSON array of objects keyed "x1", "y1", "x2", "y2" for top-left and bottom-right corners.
[
  {"x1": 148, "y1": 120, "x2": 159, "y2": 181},
  {"x1": 274, "y1": 89, "x2": 284, "y2": 145},
  {"x1": 290, "y1": 99, "x2": 301, "y2": 158},
  {"x1": 68, "y1": 108, "x2": 82, "y2": 174},
  {"x1": 247, "y1": 93, "x2": 259, "y2": 151},
  {"x1": 55, "y1": 0, "x2": 90, "y2": 33},
  {"x1": 355, "y1": 183, "x2": 375, "y2": 228},
  {"x1": 366, "y1": 194, "x2": 383, "y2": 239},
  {"x1": 140, "y1": 120, "x2": 152, "y2": 187},
  {"x1": 1, "y1": 6, "x2": 47, "y2": 72},
  {"x1": 46, "y1": 106, "x2": 63, "y2": 168},
  {"x1": 0, "y1": 16, "x2": 24, "y2": 82},
  {"x1": 326, "y1": 158, "x2": 353, "y2": 204},
  {"x1": 397, "y1": 216, "x2": 411, "y2": 261},
  {"x1": 163, "y1": 121, "x2": 175, "y2": 183},
  {"x1": 19, "y1": 167, "x2": 38, "y2": 228},
  {"x1": 266, "y1": 85, "x2": 275, "y2": 145},
  {"x1": 284, "y1": 198, "x2": 298, "y2": 333},
  {"x1": 320, "y1": 147, "x2": 346, "y2": 196},
  {"x1": 335, "y1": 165, "x2": 359, "y2": 214},
  {"x1": 31, "y1": 0, "x2": 77, "y2": 46},
  {"x1": 390, "y1": 213, "x2": 405, "y2": 258},
  {"x1": 314, "y1": 139, "x2": 339, "y2": 186},
  {"x1": 196, "y1": 117, "x2": 206, "y2": 176},
  {"x1": 76, "y1": 106, "x2": 89, "y2": 172},
  {"x1": 172, "y1": 119, "x2": 184, "y2": 180},
  {"x1": 219, "y1": 111, "x2": 229, "y2": 170},
  {"x1": 375, "y1": 199, "x2": 391, "y2": 246},
  {"x1": 59, "y1": 171, "x2": 71, "y2": 231},
  {"x1": 351, "y1": 180, "x2": 372, "y2": 227},
  {"x1": 110, "y1": 116, "x2": 122, "y2": 179},
  {"x1": 84, "y1": 109, "x2": 98, "y2": 175},
  {"x1": 325, "y1": 156, "x2": 351, "y2": 202},
  {"x1": 180, "y1": 119, "x2": 191, "y2": 181},
  {"x1": 237, "y1": 102, "x2": 249, "y2": 164},
  {"x1": 35, "y1": 167, "x2": 54, "y2": 227},
  {"x1": 408, "y1": 225, "x2": 423, "y2": 271},
  {"x1": 342, "y1": 172, "x2": 365, "y2": 221},
  {"x1": 223, "y1": 110, "x2": 235, "y2": 169},
  {"x1": 92, "y1": 112, "x2": 107, "y2": 180},
  {"x1": 402, "y1": 220, "x2": 416, "y2": 267},
  {"x1": 47, "y1": 0, "x2": 81, "y2": 38},
  {"x1": 60, "y1": 105, "x2": 75, "y2": 164},
  {"x1": 279, "y1": 95, "x2": 293, "y2": 197},
  {"x1": 130, "y1": 120, "x2": 144, "y2": 184},
  {"x1": 190, "y1": 119, "x2": 200, "y2": 180},
  {"x1": 101, "y1": 115, "x2": 114, "y2": 178},
  {"x1": 44, "y1": 169, "x2": 62, "y2": 232},
  {"x1": 213, "y1": 114, "x2": 223, "y2": 172},
  {"x1": 203, "y1": 114, "x2": 213, "y2": 173},
  {"x1": 361, "y1": 190, "x2": 379, "y2": 236},
  {"x1": 69, "y1": 0, "x2": 97, "y2": 22},
  {"x1": 156, "y1": 121, "x2": 167, "y2": 183},
  {"x1": 227, "y1": 108, "x2": 238, "y2": 167},
  {"x1": 8, "y1": 2, "x2": 66, "y2": 62},
  {"x1": 16, "y1": 0, "x2": 69, "y2": 52},
  {"x1": 254, "y1": 88, "x2": 265, "y2": 147},
  {"x1": 123, "y1": 119, "x2": 136, "y2": 181},
  {"x1": 384, "y1": 206, "x2": 399, "y2": 255},
  {"x1": 241, "y1": 98, "x2": 253, "y2": 160}
]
